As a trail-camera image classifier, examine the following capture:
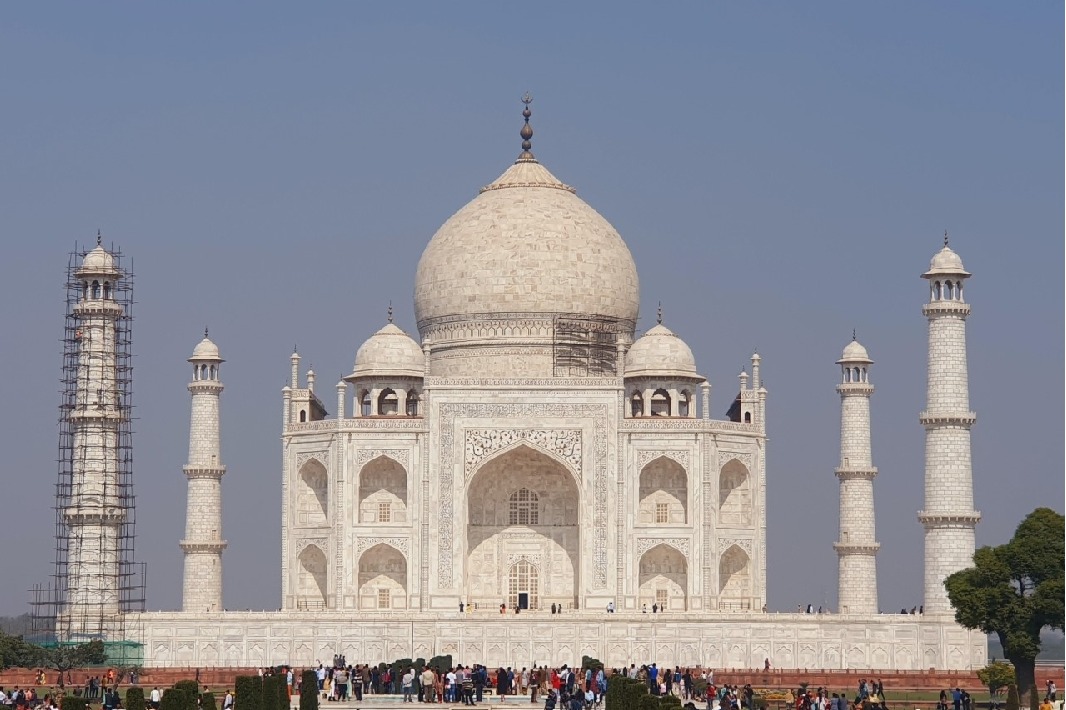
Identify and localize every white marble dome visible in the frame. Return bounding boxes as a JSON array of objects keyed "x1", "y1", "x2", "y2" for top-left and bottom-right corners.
[
  {"x1": 925, "y1": 245, "x2": 969, "y2": 275},
  {"x1": 625, "y1": 323, "x2": 700, "y2": 379},
  {"x1": 413, "y1": 159, "x2": 640, "y2": 333},
  {"x1": 77, "y1": 245, "x2": 118, "y2": 274},
  {"x1": 351, "y1": 323, "x2": 424, "y2": 379},
  {"x1": 190, "y1": 336, "x2": 222, "y2": 361},
  {"x1": 837, "y1": 339, "x2": 872, "y2": 364}
]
